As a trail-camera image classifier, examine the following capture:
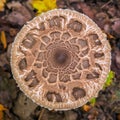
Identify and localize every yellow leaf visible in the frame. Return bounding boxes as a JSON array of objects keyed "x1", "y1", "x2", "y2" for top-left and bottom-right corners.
[
  {"x1": 32, "y1": 1, "x2": 48, "y2": 14},
  {"x1": 0, "y1": 31, "x2": 7, "y2": 49},
  {"x1": 0, "y1": 104, "x2": 7, "y2": 120},
  {"x1": 82, "y1": 104, "x2": 91, "y2": 112},
  {"x1": 31, "y1": 0, "x2": 57, "y2": 15},
  {"x1": 0, "y1": 104, "x2": 7, "y2": 111},
  {"x1": 44, "y1": 0, "x2": 57, "y2": 9},
  {"x1": 0, "y1": 0, "x2": 6, "y2": 11}
]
